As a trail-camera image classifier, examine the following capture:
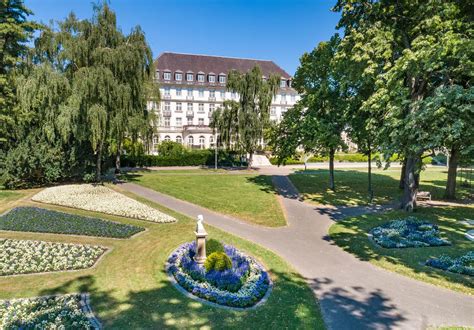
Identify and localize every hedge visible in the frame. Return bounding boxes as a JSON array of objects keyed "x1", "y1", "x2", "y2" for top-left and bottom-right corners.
[{"x1": 270, "y1": 153, "x2": 433, "y2": 165}]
